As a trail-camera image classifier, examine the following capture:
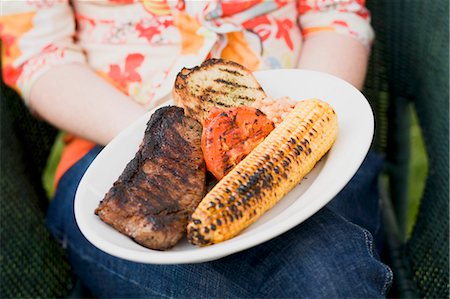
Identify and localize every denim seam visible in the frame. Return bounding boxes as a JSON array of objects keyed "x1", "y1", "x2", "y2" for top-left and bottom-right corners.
[
  {"x1": 362, "y1": 229, "x2": 375, "y2": 258},
  {"x1": 68, "y1": 243, "x2": 172, "y2": 298},
  {"x1": 381, "y1": 262, "x2": 394, "y2": 296},
  {"x1": 361, "y1": 228, "x2": 393, "y2": 296}
]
